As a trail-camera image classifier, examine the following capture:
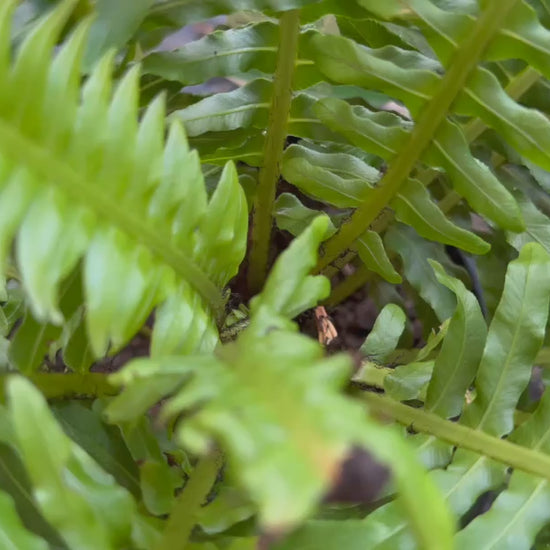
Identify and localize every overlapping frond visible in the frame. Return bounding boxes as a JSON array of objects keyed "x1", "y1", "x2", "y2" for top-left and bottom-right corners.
[
  {"x1": 368, "y1": 243, "x2": 550, "y2": 546},
  {"x1": 0, "y1": 0, "x2": 248, "y2": 359},
  {"x1": 104, "y1": 217, "x2": 453, "y2": 546},
  {"x1": 274, "y1": 241, "x2": 550, "y2": 548},
  {"x1": 138, "y1": 0, "x2": 550, "y2": 295}
]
